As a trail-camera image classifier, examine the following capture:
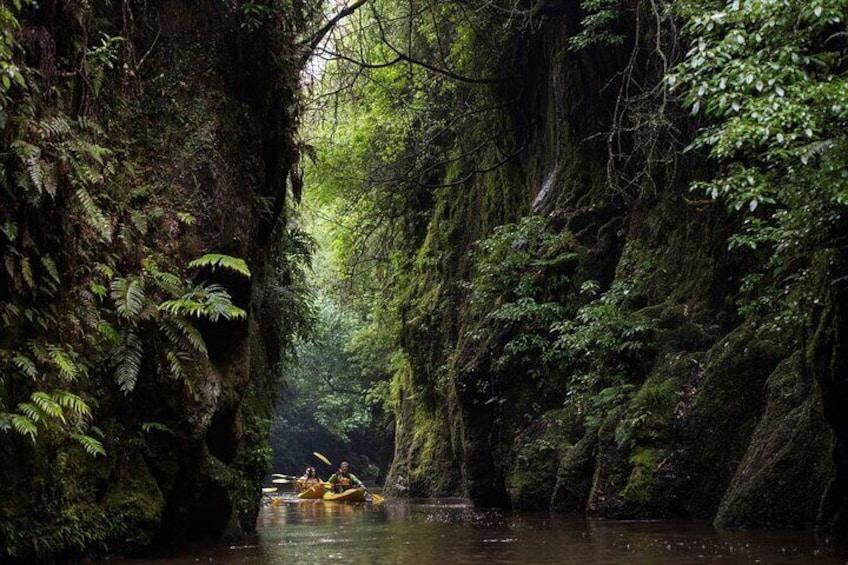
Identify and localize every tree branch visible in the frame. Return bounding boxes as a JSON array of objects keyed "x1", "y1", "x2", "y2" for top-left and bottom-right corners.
[{"x1": 301, "y1": 0, "x2": 371, "y2": 59}]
